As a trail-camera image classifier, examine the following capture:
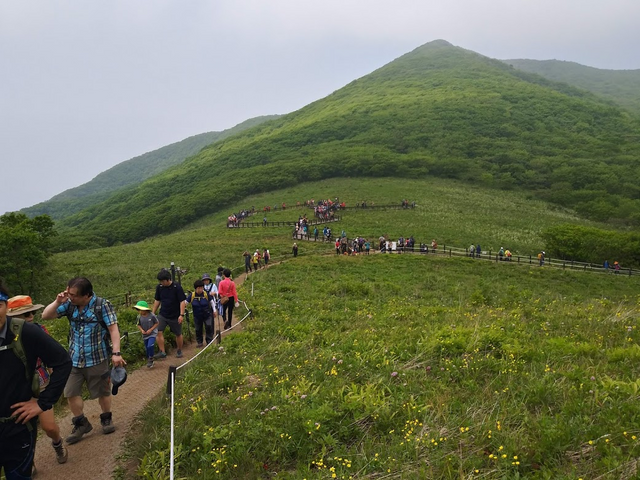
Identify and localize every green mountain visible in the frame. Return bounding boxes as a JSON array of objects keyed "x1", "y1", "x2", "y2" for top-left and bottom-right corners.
[
  {"x1": 57, "y1": 40, "x2": 640, "y2": 247},
  {"x1": 504, "y1": 59, "x2": 640, "y2": 116},
  {"x1": 22, "y1": 115, "x2": 279, "y2": 220}
]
